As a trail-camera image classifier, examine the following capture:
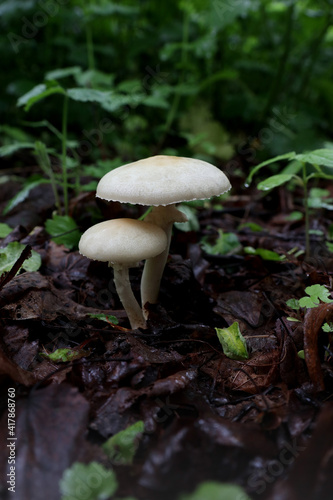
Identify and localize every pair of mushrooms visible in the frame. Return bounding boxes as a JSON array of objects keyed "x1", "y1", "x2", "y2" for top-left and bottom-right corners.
[{"x1": 79, "y1": 155, "x2": 231, "y2": 329}]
